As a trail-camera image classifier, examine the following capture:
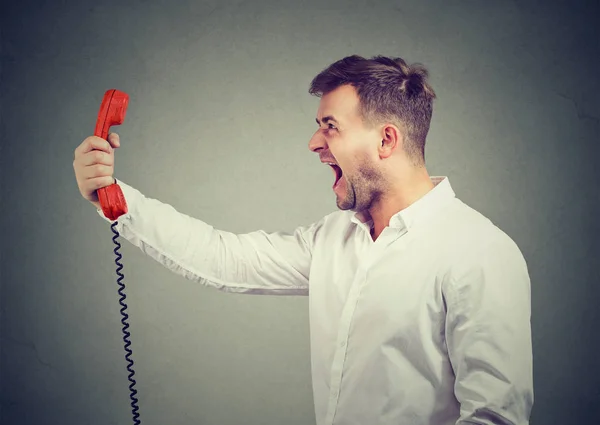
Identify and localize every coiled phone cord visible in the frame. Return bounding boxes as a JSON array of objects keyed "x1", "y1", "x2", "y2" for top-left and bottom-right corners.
[{"x1": 111, "y1": 220, "x2": 141, "y2": 424}]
